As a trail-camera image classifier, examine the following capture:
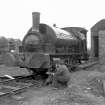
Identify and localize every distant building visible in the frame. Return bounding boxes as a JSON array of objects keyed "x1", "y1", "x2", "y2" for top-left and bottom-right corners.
[{"x1": 8, "y1": 38, "x2": 22, "y2": 53}]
